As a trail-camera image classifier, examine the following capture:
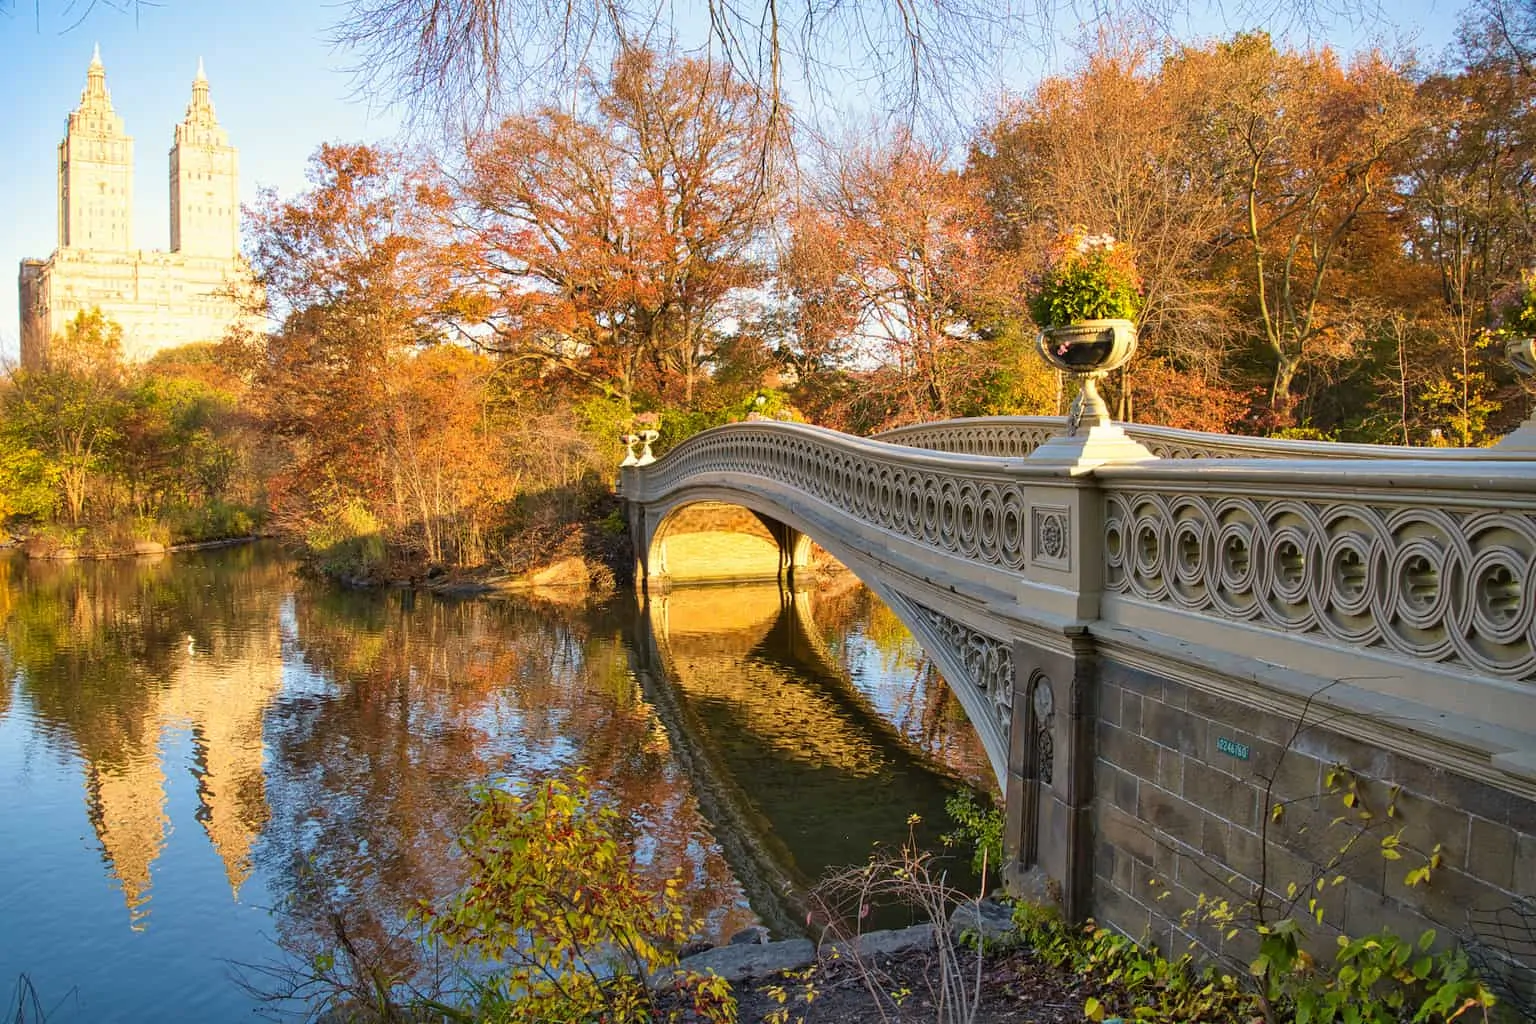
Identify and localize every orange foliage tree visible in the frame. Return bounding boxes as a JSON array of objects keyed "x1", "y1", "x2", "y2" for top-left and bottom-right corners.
[
  {"x1": 786, "y1": 132, "x2": 1021, "y2": 430},
  {"x1": 245, "y1": 143, "x2": 508, "y2": 568},
  {"x1": 446, "y1": 48, "x2": 781, "y2": 409},
  {"x1": 1174, "y1": 35, "x2": 1427, "y2": 419}
]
